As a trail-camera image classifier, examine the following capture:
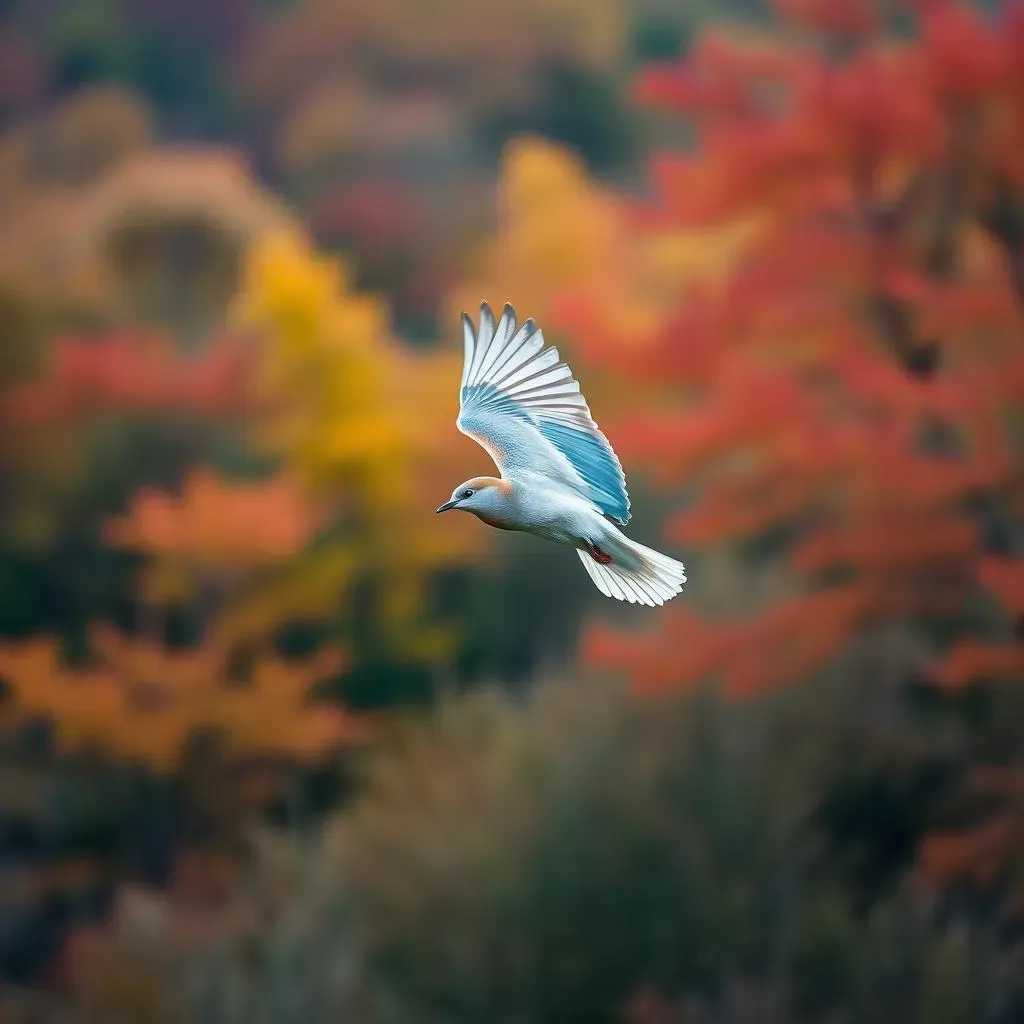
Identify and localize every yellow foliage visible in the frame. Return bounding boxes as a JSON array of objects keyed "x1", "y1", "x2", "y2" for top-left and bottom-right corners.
[
  {"x1": 448, "y1": 136, "x2": 766, "y2": 420},
  {"x1": 236, "y1": 230, "x2": 410, "y2": 503},
  {"x1": 449, "y1": 136, "x2": 765, "y2": 349},
  {"x1": 231, "y1": 230, "x2": 482, "y2": 658},
  {"x1": 448, "y1": 138, "x2": 622, "y2": 327}
]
